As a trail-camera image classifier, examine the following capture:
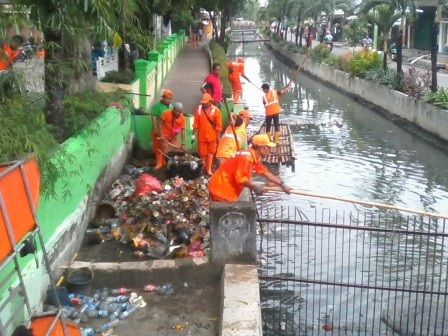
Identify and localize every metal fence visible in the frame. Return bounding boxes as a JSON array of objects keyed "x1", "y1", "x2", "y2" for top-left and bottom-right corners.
[{"x1": 256, "y1": 203, "x2": 448, "y2": 335}]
